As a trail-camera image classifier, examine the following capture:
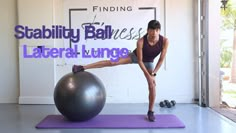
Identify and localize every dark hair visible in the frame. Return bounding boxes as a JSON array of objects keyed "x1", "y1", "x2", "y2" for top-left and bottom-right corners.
[{"x1": 148, "y1": 20, "x2": 161, "y2": 30}]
